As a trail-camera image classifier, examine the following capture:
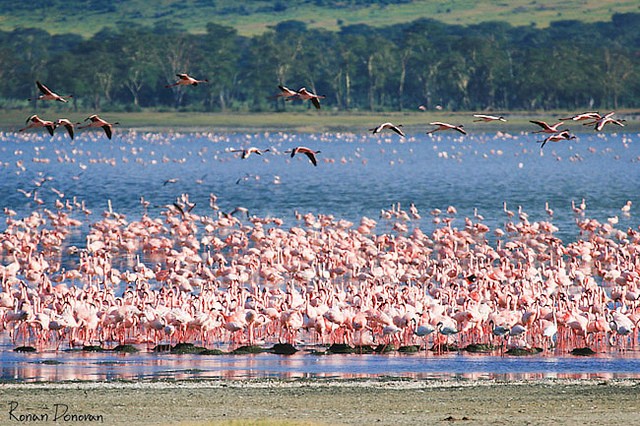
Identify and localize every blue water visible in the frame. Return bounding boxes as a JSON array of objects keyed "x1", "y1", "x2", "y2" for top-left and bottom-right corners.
[
  {"x1": 1, "y1": 128, "x2": 639, "y2": 381},
  {"x1": 3, "y1": 350, "x2": 640, "y2": 382},
  {"x1": 1, "y1": 129, "x2": 639, "y2": 242}
]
